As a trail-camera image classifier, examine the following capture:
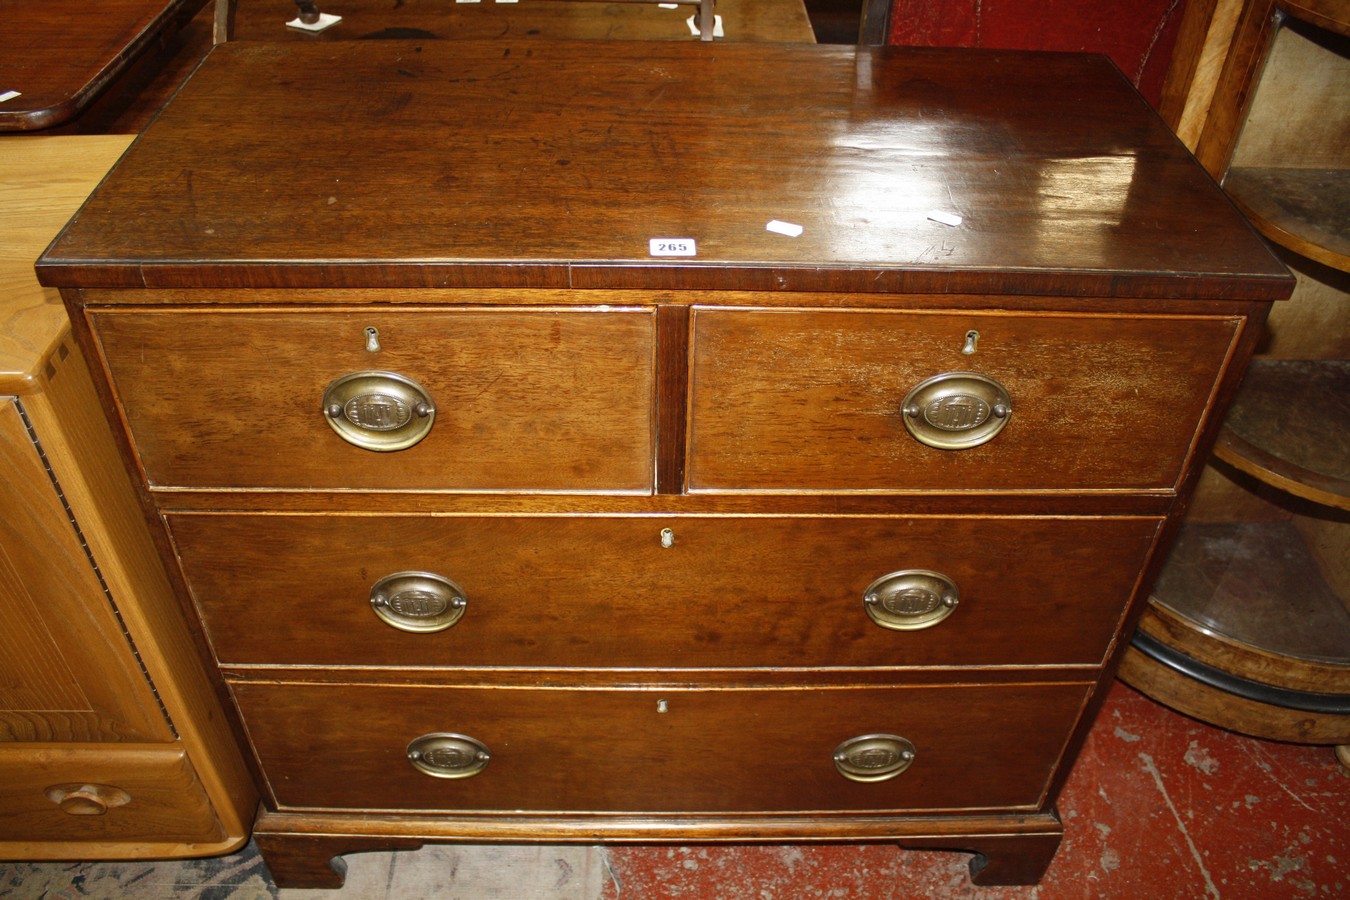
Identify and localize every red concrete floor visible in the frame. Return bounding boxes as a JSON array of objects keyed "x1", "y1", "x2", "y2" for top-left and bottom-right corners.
[{"x1": 602, "y1": 681, "x2": 1349, "y2": 899}]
